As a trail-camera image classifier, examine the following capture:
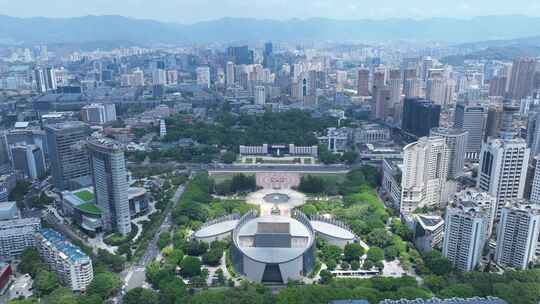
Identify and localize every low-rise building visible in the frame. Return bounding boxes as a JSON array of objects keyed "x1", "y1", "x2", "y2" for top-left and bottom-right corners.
[
  {"x1": 35, "y1": 229, "x2": 93, "y2": 292},
  {"x1": 0, "y1": 217, "x2": 41, "y2": 260},
  {"x1": 413, "y1": 214, "x2": 444, "y2": 253},
  {"x1": 354, "y1": 123, "x2": 391, "y2": 144},
  {"x1": 381, "y1": 158, "x2": 403, "y2": 210},
  {"x1": 0, "y1": 201, "x2": 19, "y2": 221},
  {"x1": 8, "y1": 273, "x2": 33, "y2": 300},
  {"x1": 318, "y1": 127, "x2": 349, "y2": 153}
]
